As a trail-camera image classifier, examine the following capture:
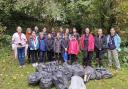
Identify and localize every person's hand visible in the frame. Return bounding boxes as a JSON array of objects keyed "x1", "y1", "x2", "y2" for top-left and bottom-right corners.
[{"x1": 65, "y1": 48, "x2": 68, "y2": 51}]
